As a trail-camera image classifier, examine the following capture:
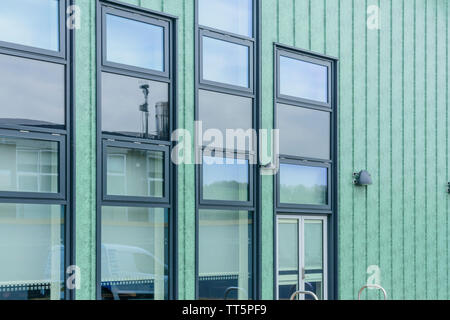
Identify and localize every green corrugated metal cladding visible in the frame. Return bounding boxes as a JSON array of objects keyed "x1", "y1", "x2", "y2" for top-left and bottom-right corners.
[{"x1": 74, "y1": 0, "x2": 450, "y2": 300}]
